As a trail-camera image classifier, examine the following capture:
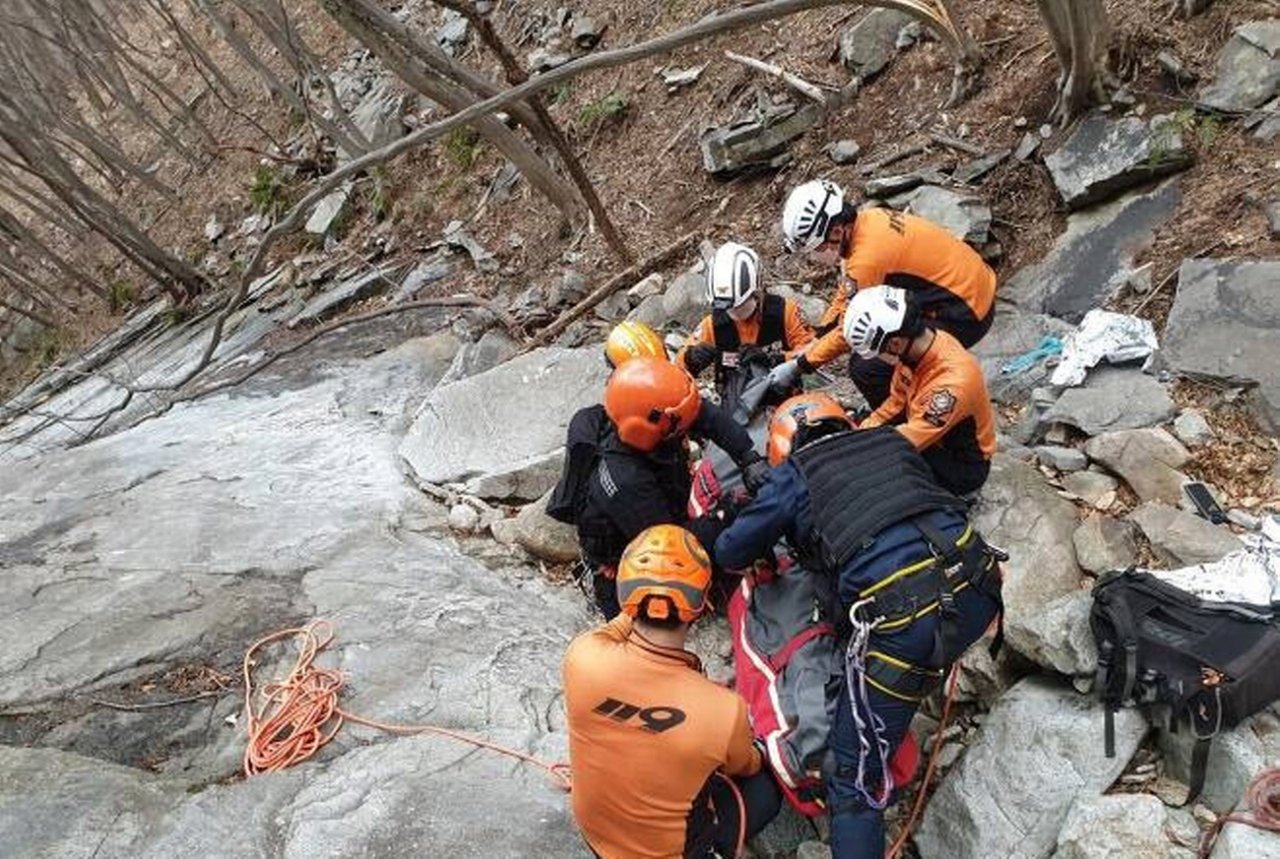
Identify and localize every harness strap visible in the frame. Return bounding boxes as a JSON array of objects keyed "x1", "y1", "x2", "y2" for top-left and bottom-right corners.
[
  {"x1": 1187, "y1": 736, "x2": 1213, "y2": 807},
  {"x1": 864, "y1": 650, "x2": 946, "y2": 703},
  {"x1": 769, "y1": 623, "x2": 835, "y2": 673}
]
